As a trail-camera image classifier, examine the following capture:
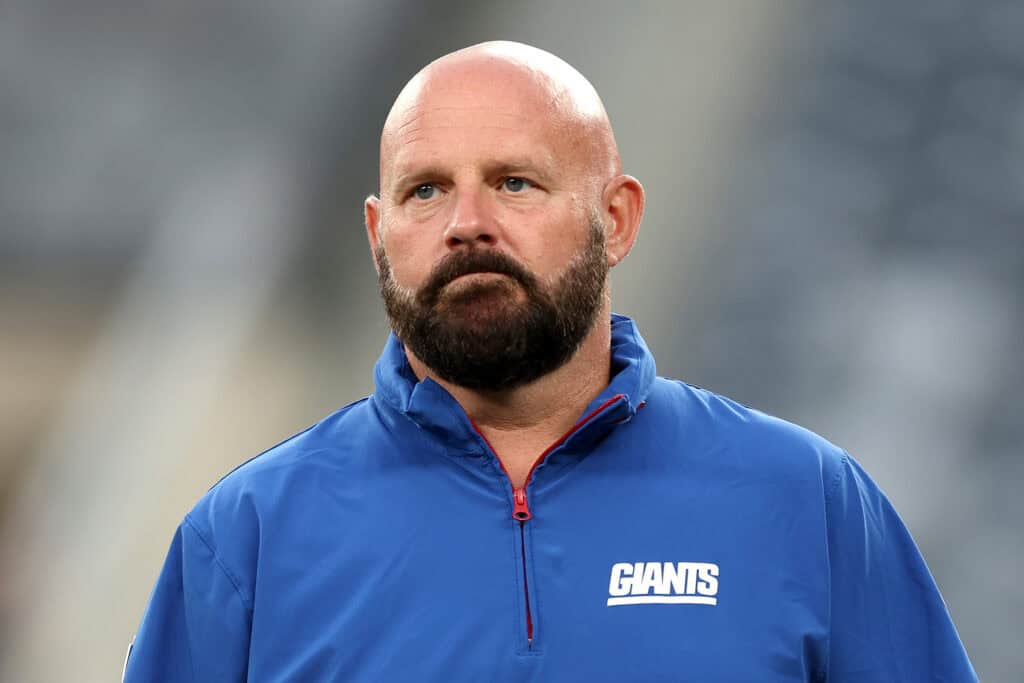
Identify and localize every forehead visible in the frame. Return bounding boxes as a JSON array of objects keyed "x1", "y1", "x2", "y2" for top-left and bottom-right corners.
[
  {"x1": 393, "y1": 88, "x2": 553, "y2": 139},
  {"x1": 381, "y1": 69, "x2": 581, "y2": 183}
]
